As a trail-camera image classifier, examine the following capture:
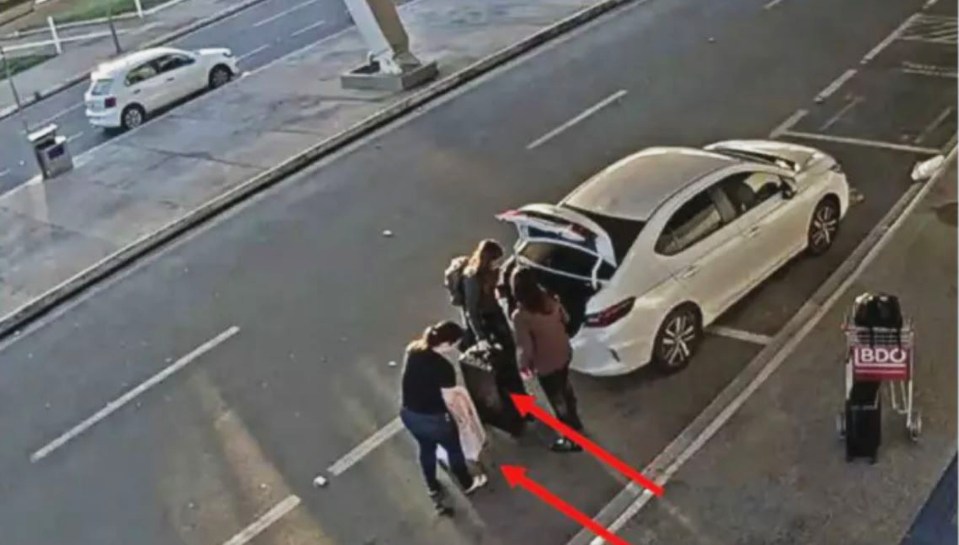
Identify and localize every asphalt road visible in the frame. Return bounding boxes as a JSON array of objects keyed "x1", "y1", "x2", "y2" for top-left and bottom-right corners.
[
  {"x1": 0, "y1": 0, "x2": 363, "y2": 194},
  {"x1": 0, "y1": 0, "x2": 954, "y2": 543}
]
